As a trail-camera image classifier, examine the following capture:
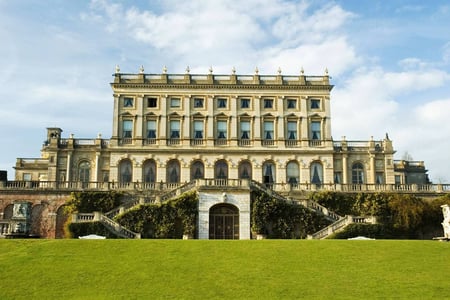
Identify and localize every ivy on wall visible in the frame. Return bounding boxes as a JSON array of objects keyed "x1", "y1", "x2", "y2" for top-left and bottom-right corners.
[
  {"x1": 309, "y1": 191, "x2": 450, "y2": 239},
  {"x1": 115, "y1": 191, "x2": 198, "y2": 239},
  {"x1": 65, "y1": 191, "x2": 124, "y2": 214},
  {"x1": 251, "y1": 190, "x2": 330, "y2": 239}
]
